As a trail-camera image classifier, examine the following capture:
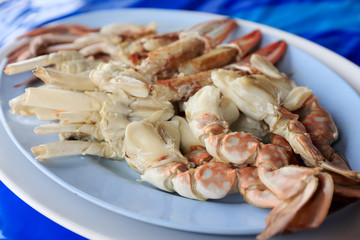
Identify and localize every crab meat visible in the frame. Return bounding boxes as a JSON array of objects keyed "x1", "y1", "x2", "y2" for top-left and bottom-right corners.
[
  {"x1": 151, "y1": 41, "x2": 287, "y2": 102},
  {"x1": 89, "y1": 61, "x2": 149, "y2": 97},
  {"x1": 124, "y1": 120, "x2": 274, "y2": 203},
  {"x1": 185, "y1": 85, "x2": 333, "y2": 239},
  {"x1": 211, "y1": 65, "x2": 360, "y2": 182}
]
